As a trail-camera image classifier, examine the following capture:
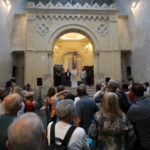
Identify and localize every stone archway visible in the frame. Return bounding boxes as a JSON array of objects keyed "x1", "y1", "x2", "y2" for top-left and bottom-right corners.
[
  {"x1": 53, "y1": 31, "x2": 95, "y2": 85},
  {"x1": 48, "y1": 24, "x2": 99, "y2": 85},
  {"x1": 49, "y1": 24, "x2": 99, "y2": 51}
]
